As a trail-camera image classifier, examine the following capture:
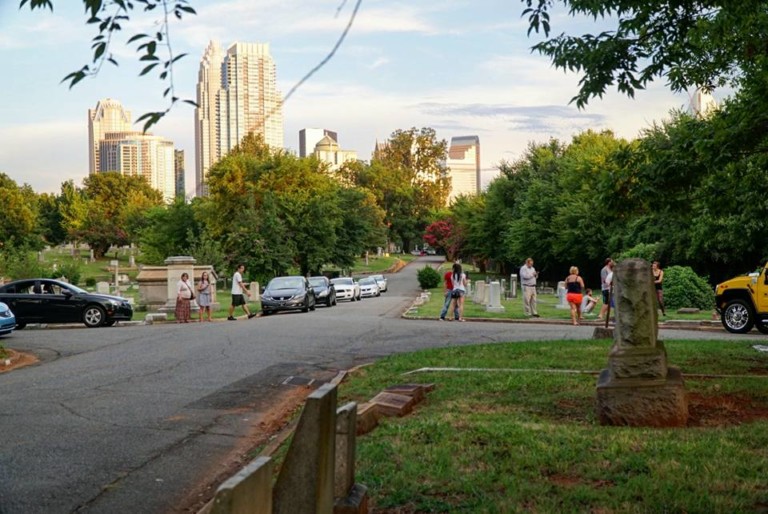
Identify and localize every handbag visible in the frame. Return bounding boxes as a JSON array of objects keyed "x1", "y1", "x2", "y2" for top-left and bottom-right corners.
[{"x1": 187, "y1": 282, "x2": 195, "y2": 300}]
